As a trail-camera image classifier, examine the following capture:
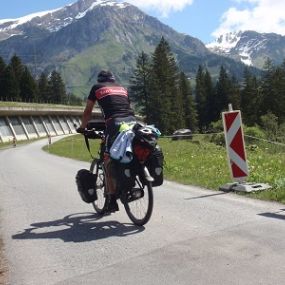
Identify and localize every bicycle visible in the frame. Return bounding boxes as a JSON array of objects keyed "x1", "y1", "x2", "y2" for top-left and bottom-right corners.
[{"x1": 80, "y1": 125, "x2": 156, "y2": 226}]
